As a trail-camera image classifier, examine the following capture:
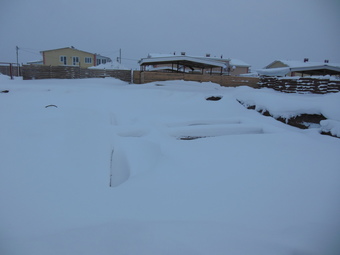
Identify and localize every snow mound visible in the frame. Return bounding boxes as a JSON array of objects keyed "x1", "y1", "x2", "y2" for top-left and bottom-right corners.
[
  {"x1": 89, "y1": 62, "x2": 129, "y2": 70},
  {"x1": 1, "y1": 78, "x2": 340, "y2": 255},
  {"x1": 320, "y1": 119, "x2": 340, "y2": 137}
]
